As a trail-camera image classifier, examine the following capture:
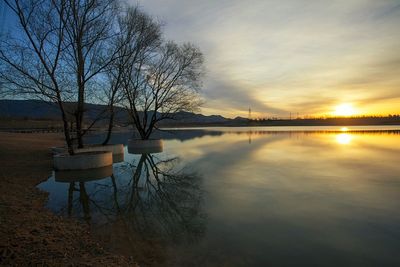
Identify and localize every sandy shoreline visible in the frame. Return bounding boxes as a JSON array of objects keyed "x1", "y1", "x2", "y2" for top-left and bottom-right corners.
[{"x1": 0, "y1": 132, "x2": 136, "y2": 266}]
